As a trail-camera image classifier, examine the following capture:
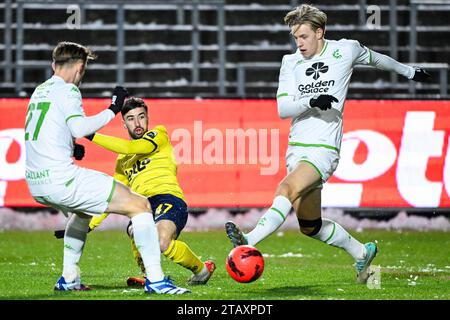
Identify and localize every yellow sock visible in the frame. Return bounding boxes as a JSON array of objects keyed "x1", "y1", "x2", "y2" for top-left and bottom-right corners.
[{"x1": 163, "y1": 240, "x2": 204, "y2": 274}]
